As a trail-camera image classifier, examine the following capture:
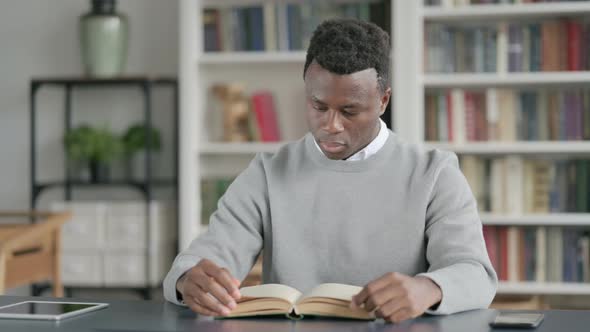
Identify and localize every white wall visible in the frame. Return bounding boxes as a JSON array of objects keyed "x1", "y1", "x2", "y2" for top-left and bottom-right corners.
[{"x1": 0, "y1": 0, "x2": 179, "y2": 211}]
